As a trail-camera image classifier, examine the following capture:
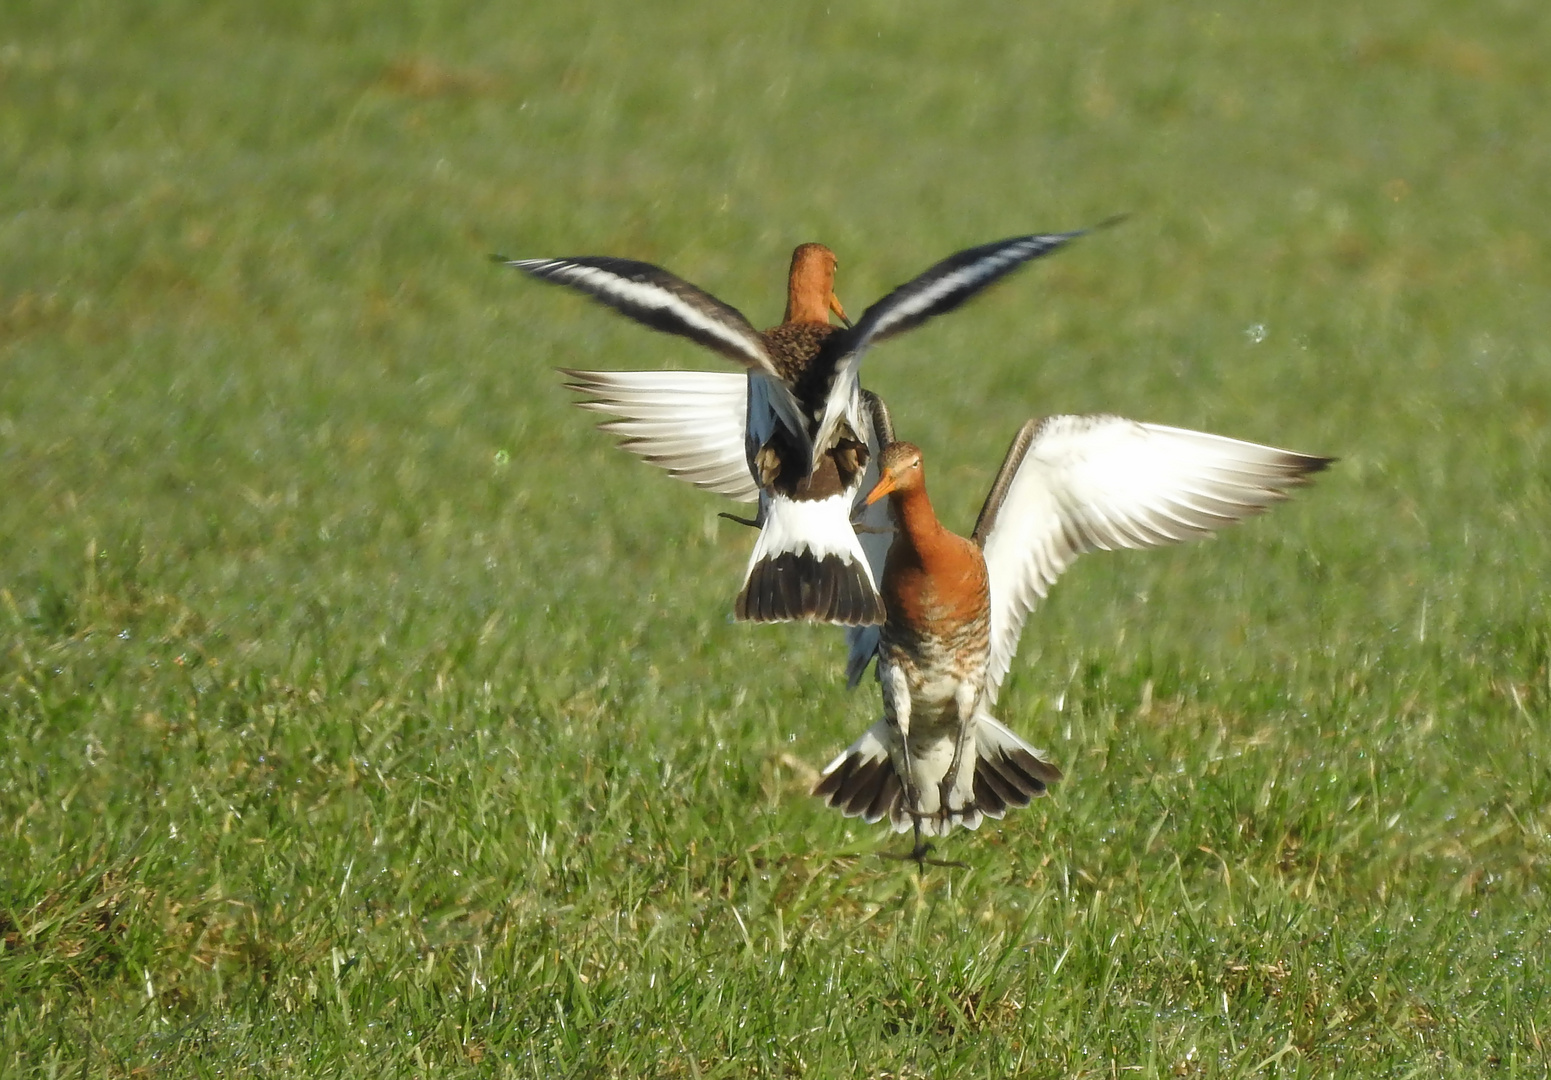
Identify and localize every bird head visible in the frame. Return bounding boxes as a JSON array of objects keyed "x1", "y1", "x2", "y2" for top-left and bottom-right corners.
[
  {"x1": 864, "y1": 442, "x2": 925, "y2": 504},
  {"x1": 785, "y1": 243, "x2": 849, "y2": 326}
]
